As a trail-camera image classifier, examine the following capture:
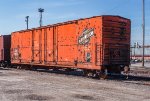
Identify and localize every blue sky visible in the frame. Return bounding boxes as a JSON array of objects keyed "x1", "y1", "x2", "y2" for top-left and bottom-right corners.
[{"x1": 0, "y1": 0, "x2": 149, "y2": 45}]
